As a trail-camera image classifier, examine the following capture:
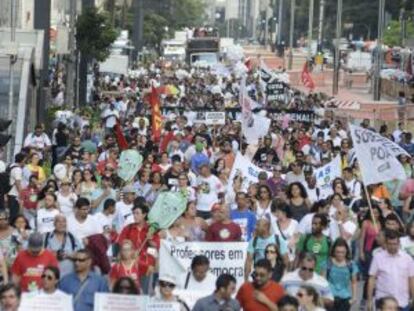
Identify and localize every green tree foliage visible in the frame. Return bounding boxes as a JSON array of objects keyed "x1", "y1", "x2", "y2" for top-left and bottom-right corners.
[
  {"x1": 384, "y1": 20, "x2": 414, "y2": 47},
  {"x1": 76, "y1": 7, "x2": 117, "y2": 61},
  {"x1": 167, "y1": 0, "x2": 206, "y2": 29},
  {"x1": 143, "y1": 13, "x2": 169, "y2": 49}
]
